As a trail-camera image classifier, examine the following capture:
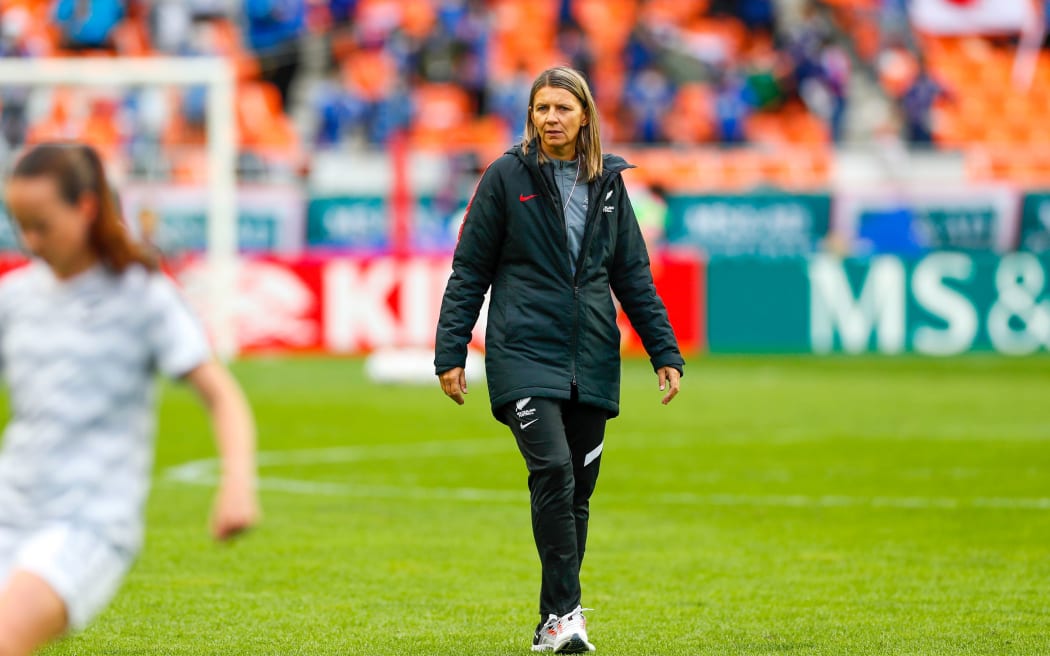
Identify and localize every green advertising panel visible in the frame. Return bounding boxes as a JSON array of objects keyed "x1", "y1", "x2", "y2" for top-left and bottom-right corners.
[
  {"x1": 706, "y1": 257, "x2": 810, "y2": 352},
  {"x1": 120, "y1": 184, "x2": 304, "y2": 254},
  {"x1": 307, "y1": 196, "x2": 389, "y2": 250},
  {"x1": 151, "y1": 211, "x2": 280, "y2": 253},
  {"x1": 665, "y1": 192, "x2": 831, "y2": 258},
  {"x1": 1020, "y1": 192, "x2": 1050, "y2": 252},
  {"x1": 2, "y1": 186, "x2": 303, "y2": 255},
  {"x1": 306, "y1": 196, "x2": 465, "y2": 252},
  {"x1": 708, "y1": 253, "x2": 1050, "y2": 355}
]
